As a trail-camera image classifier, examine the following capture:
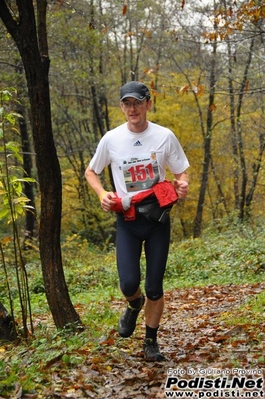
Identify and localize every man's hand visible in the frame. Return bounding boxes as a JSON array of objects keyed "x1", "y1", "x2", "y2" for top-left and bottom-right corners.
[
  {"x1": 173, "y1": 179, "x2": 189, "y2": 199},
  {"x1": 99, "y1": 191, "x2": 116, "y2": 212}
]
